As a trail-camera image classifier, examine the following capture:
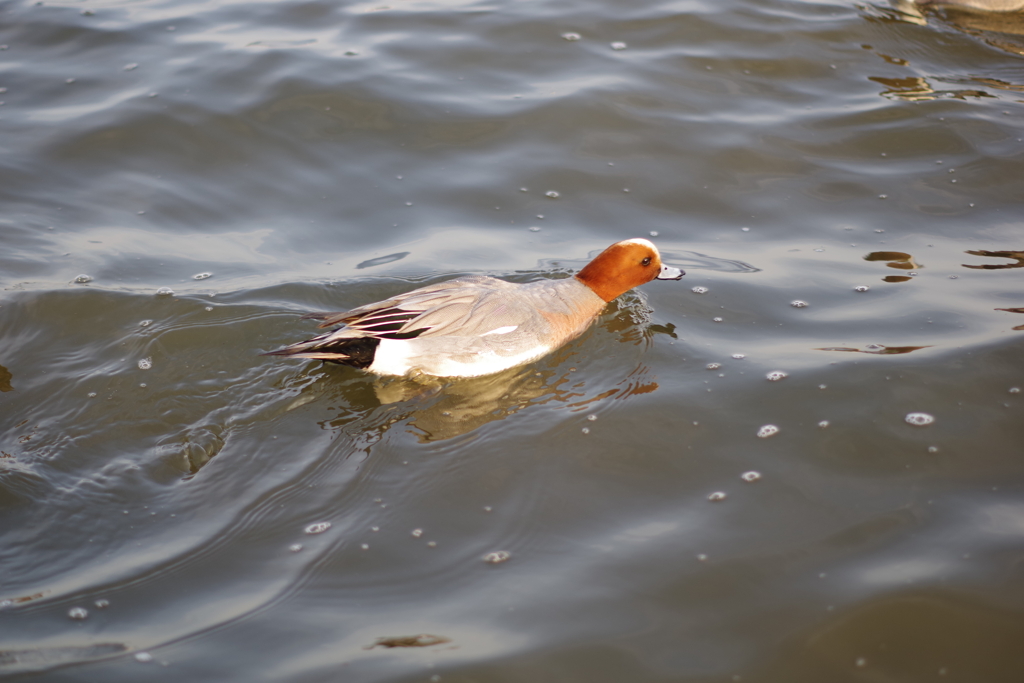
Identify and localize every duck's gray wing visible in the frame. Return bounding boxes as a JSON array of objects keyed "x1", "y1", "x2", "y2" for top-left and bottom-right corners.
[{"x1": 305, "y1": 276, "x2": 533, "y2": 341}]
